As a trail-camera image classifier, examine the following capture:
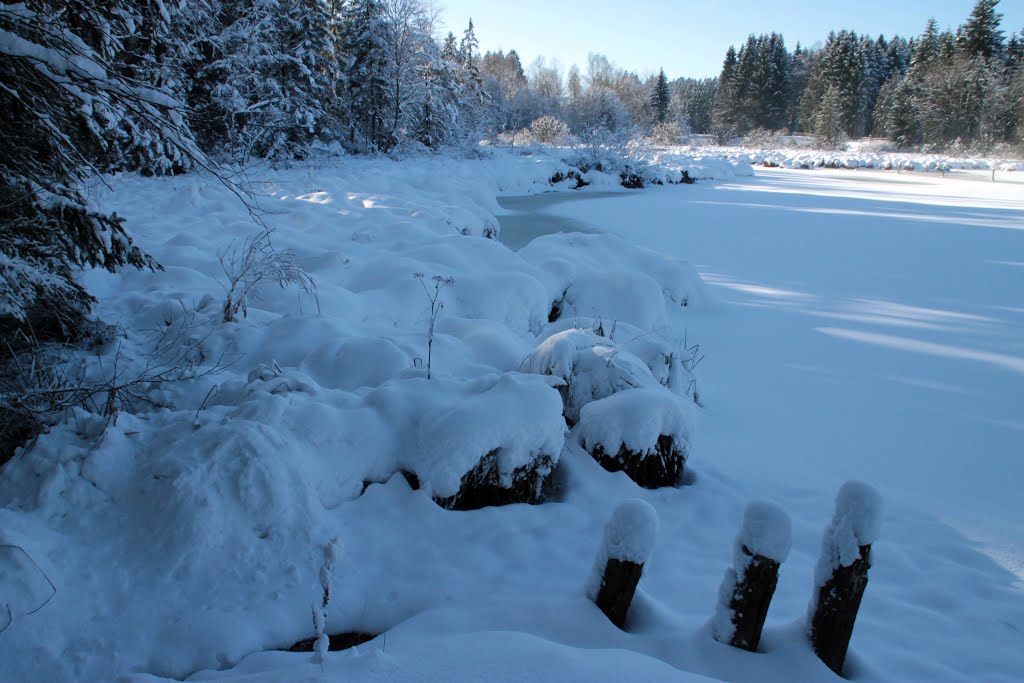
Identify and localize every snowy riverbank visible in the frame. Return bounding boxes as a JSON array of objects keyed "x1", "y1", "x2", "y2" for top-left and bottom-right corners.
[{"x1": 2, "y1": 151, "x2": 1022, "y2": 683}]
